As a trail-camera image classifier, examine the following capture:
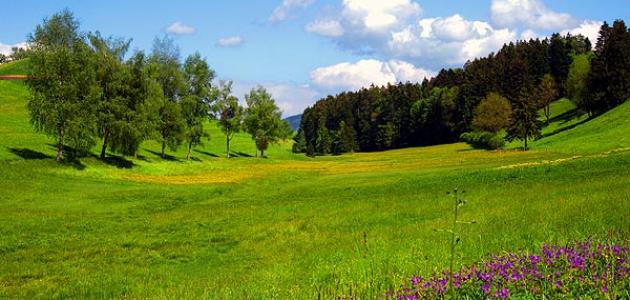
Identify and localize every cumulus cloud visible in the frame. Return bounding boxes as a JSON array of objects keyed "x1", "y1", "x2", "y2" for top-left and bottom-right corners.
[
  {"x1": 306, "y1": 1, "x2": 518, "y2": 67},
  {"x1": 490, "y1": 0, "x2": 575, "y2": 30},
  {"x1": 0, "y1": 42, "x2": 29, "y2": 56},
  {"x1": 305, "y1": 19, "x2": 344, "y2": 37},
  {"x1": 216, "y1": 36, "x2": 245, "y2": 48},
  {"x1": 388, "y1": 16, "x2": 517, "y2": 66},
  {"x1": 562, "y1": 20, "x2": 603, "y2": 44},
  {"x1": 269, "y1": 0, "x2": 315, "y2": 23},
  {"x1": 341, "y1": 0, "x2": 421, "y2": 32},
  {"x1": 166, "y1": 22, "x2": 196, "y2": 35},
  {"x1": 310, "y1": 59, "x2": 433, "y2": 91}
]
